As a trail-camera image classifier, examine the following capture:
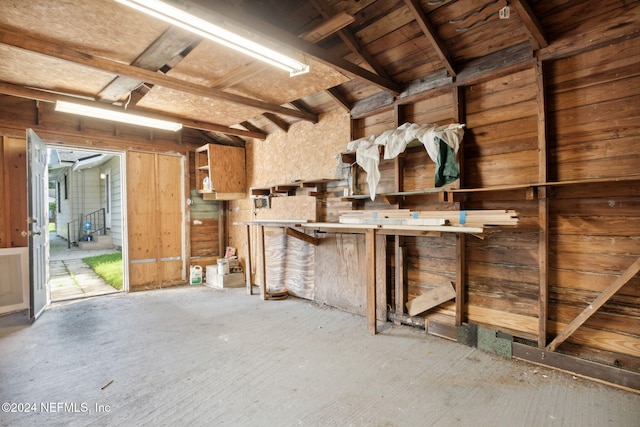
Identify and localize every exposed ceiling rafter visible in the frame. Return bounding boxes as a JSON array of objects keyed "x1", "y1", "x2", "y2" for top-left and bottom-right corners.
[
  {"x1": 404, "y1": 0, "x2": 456, "y2": 77},
  {"x1": 511, "y1": 0, "x2": 548, "y2": 49},
  {"x1": 0, "y1": 26, "x2": 318, "y2": 123},
  {"x1": 308, "y1": 0, "x2": 393, "y2": 80},
  {"x1": 0, "y1": 81, "x2": 267, "y2": 139},
  {"x1": 204, "y1": 0, "x2": 402, "y2": 95}
]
